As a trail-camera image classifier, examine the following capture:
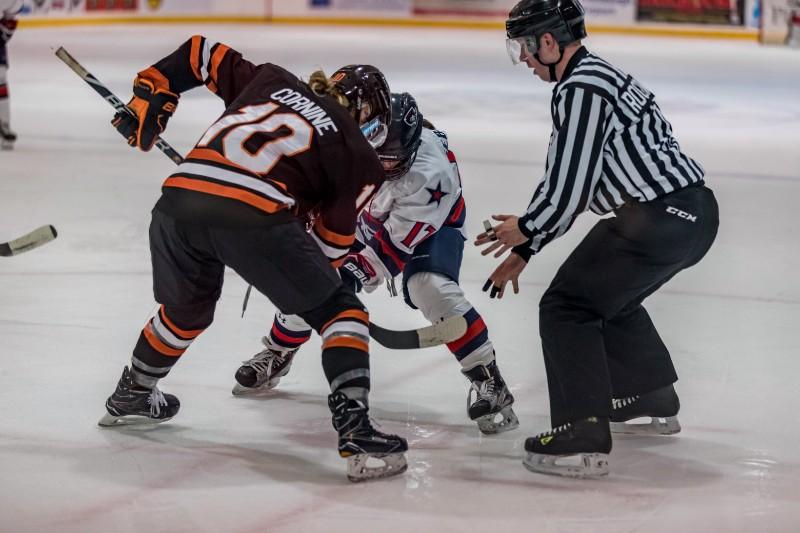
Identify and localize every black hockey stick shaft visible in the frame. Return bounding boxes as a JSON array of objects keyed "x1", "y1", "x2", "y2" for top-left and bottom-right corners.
[
  {"x1": 54, "y1": 46, "x2": 184, "y2": 165},
  {"x1": 0, "y1": 225, "x2": 58, "y2": 257},
  {"x1": 368, "y1": 315, "x2": 467, "y2": 350}
]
